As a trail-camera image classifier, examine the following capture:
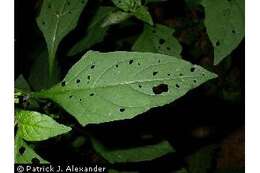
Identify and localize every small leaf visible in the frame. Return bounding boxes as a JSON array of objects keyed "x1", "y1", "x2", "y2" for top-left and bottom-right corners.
[
  {"x1": 16, "y1": 110, "x2": 71, "y2": 141},
  {"x1": 201, "y1": 0, "x2": 244, "y2": 65},
  {"x1": 15, "y1": 135, "x2": 48, "y2": 164},
  {"x1": 112, "y1": 0, "x2": 142, "y2": 12},
  {"x1": 68, "y1": 7, "x2": 116, "y2": 56},
  {"x1": 34, "y1": 51, "x2": 217, "y2": 126},
  {"x1": 15, "y1": 75, "x2": 31, "y2": 92},
  {"x1": 112, "y1": 0, "x2": 153, "y2": 25},
  {"x1": 132, "y1": 24, "x2": 182, "y2": 57},
  {"x1": 102, "y1": 10, "x2": 132, "y2": 27},
  {"x1": 133, "y1": 6, "x2": 153, "y2": 25},
  {"x1": 92, "y1": 138, "x2": 175, "y2": 164},
  {"x1": 36, "y1": 0, "x2": 88, "y2": 75}
]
